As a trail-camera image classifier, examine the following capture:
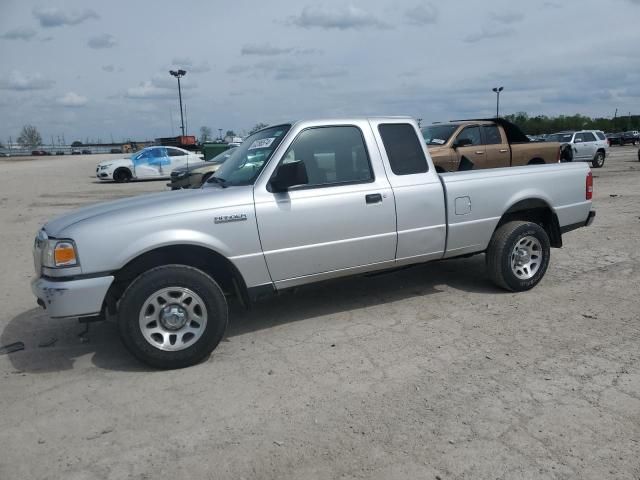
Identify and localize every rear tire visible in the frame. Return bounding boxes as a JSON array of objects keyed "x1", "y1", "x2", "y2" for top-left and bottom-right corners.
[
  {"x1": 117, "y1": 265, "x2": 228, "y2": 369},
  {"x1": 113, "y1": 168, "x2": 132, "y2": 183},
  {"x1": 486, "y1": 221, "x2": 550, "y2": 292},
  {"x1": 592, "y1": 151, "x2": 605, "y2": 168}
]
